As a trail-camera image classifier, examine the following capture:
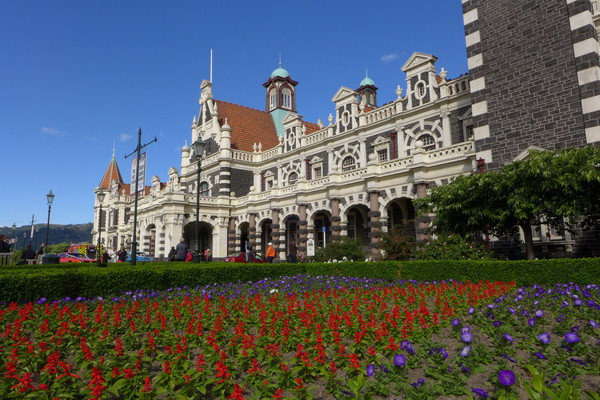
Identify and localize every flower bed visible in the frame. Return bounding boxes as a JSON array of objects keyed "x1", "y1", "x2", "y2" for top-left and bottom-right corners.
[{"x1": 0, "y1": 275, "x2": 598, "y2": 399}]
